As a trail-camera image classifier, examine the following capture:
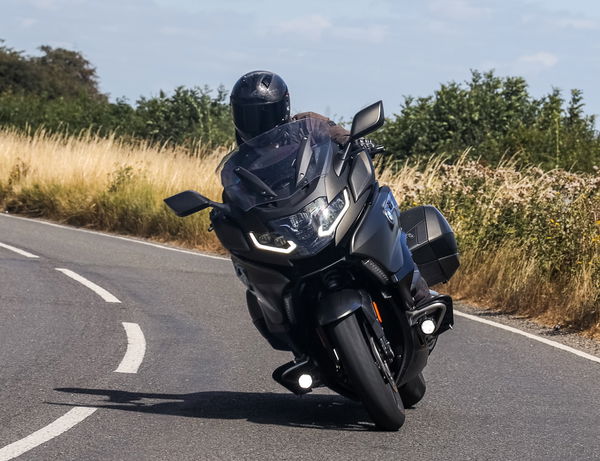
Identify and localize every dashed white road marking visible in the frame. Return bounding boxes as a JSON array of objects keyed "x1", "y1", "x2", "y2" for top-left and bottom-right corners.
[
  {"x1": 455, "y1": 310, "x2": 600, "y2": 364},
  {"x1": 114, "y1": 322, "x2": 146, "y2": 373},
  {"x1": 0, "y1": 407, "x2": 97, "y2": 461},
  {"x1": 55, "y1": 268, "x2": 121, "y2": 303},
  {"x1": 0, "y1": 213, "x2": 229, "y2": 261},
  {"x1": 0, "y1": 242, "x2": 39, "y2": 259}
]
